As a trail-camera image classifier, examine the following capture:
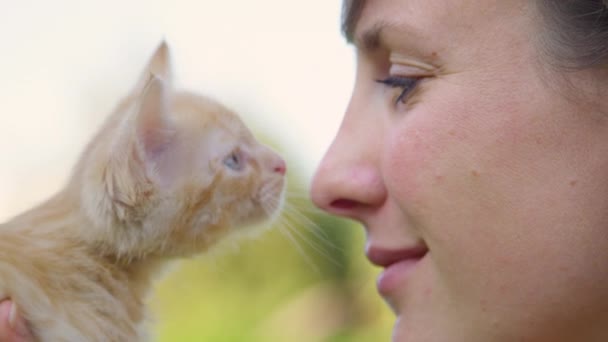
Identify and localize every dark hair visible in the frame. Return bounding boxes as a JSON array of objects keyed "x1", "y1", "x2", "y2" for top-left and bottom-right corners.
[
  {"x1": 341, "y1": 0, "x2": 365, "y2": 43},
  {"x1": 537, "y1": 0, "x2": 608, "y2": 70},
  {"x1": 341, "y1": 0, "x2": 608, "y2": 70}
]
